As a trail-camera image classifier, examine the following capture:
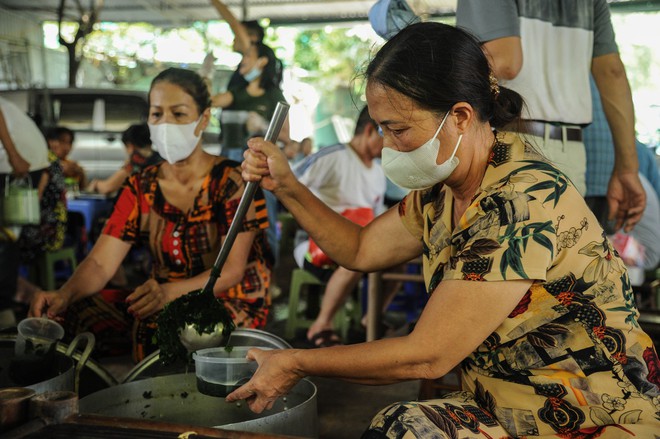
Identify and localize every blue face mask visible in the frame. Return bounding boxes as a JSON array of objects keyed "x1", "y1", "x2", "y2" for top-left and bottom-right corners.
[{"x1": 243, "y1": 66, "x2": 262, "y2": 82}]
